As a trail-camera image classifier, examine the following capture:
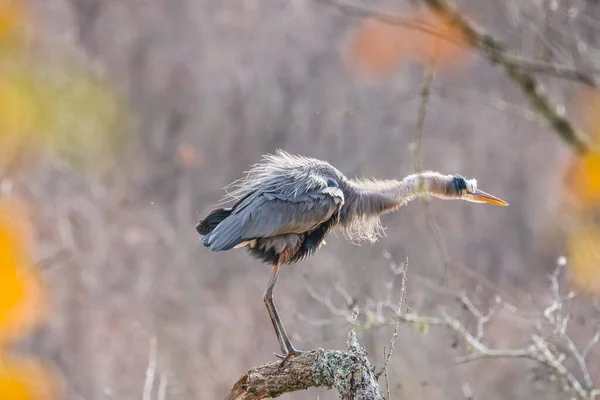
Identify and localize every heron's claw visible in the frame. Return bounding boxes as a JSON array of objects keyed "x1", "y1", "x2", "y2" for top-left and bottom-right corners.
[{"x1": 274, "y1": 349, "x2": 304, "y2": 369}]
